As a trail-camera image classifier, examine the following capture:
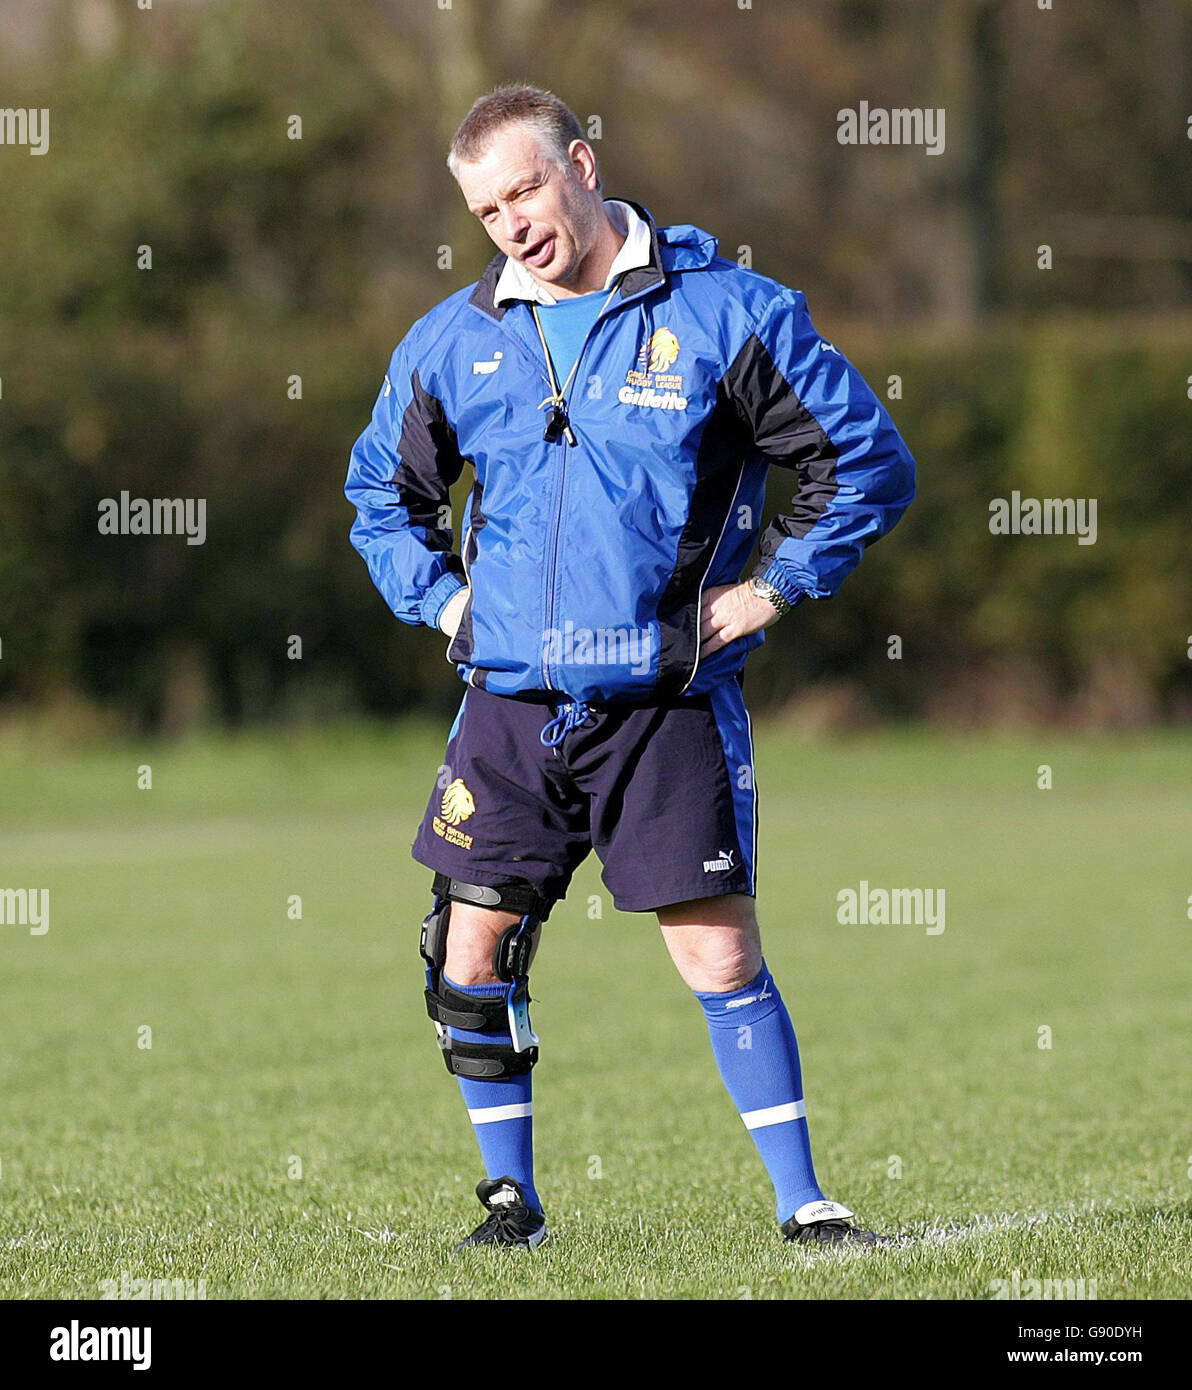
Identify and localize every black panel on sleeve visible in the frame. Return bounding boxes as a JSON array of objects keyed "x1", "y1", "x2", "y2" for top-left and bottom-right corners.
[
  {"x1": 724, "y1": 331, "x2": 840, "y2": 576},
  {"x1": 393, "y1": 368, "x2": 469, "y2": 571}
]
